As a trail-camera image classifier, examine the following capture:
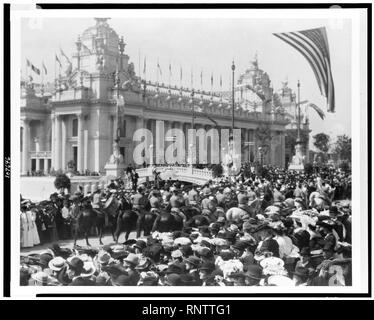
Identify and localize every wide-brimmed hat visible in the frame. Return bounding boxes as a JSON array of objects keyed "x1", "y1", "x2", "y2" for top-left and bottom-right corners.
[
  {"x1": 48, "y1": 257, "x2": 67, "y2": 271},
  {"x1": 111, "y1": 274, "x2": 134, "y2": 286},
  {"x1": 135, "y1": 257, "x2": 153, "y2": 270},
  {"x1": 171, "y1": 249, "x2": 183, "y2": 259},
  {"x1": 184, "y1": 256, "x2": 201, "y2": 267},
  {"x1": 174, "y1": 237, "x2": 192, "y2": 246},
  {"x1": 80, "y1": 261, "x2": 96, "y2": 277},
  {"x1": 231, "y1": 240, "x2": 252, "y2": 252},
  {"x1": 97, "y1": 251, "x2": 112, "y2": 265},
  {"x1": 67, "y1": 256, "x2": 84, "y2": 274},
  {"x1": 243, "y1": 264, "x2": 263, "y2": 281},
  {"x1": 267, "y1": 275, "x2": 295, "y2": 286},
  {"x1": 134, "y1": 240, "x2": 147, "y2": 252},
  {"x1": 164, "y1": 262, "x2": 183, "y2": 274},
  {"x1": 31, "y1": 271, "x2": 56, "y2": 285},
  {"x1": 123, "y1": 253, "x2": 139, "y2": 266},
  {"x1": 38, "y1": 253, "x2": 54, "y2": 268}
]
